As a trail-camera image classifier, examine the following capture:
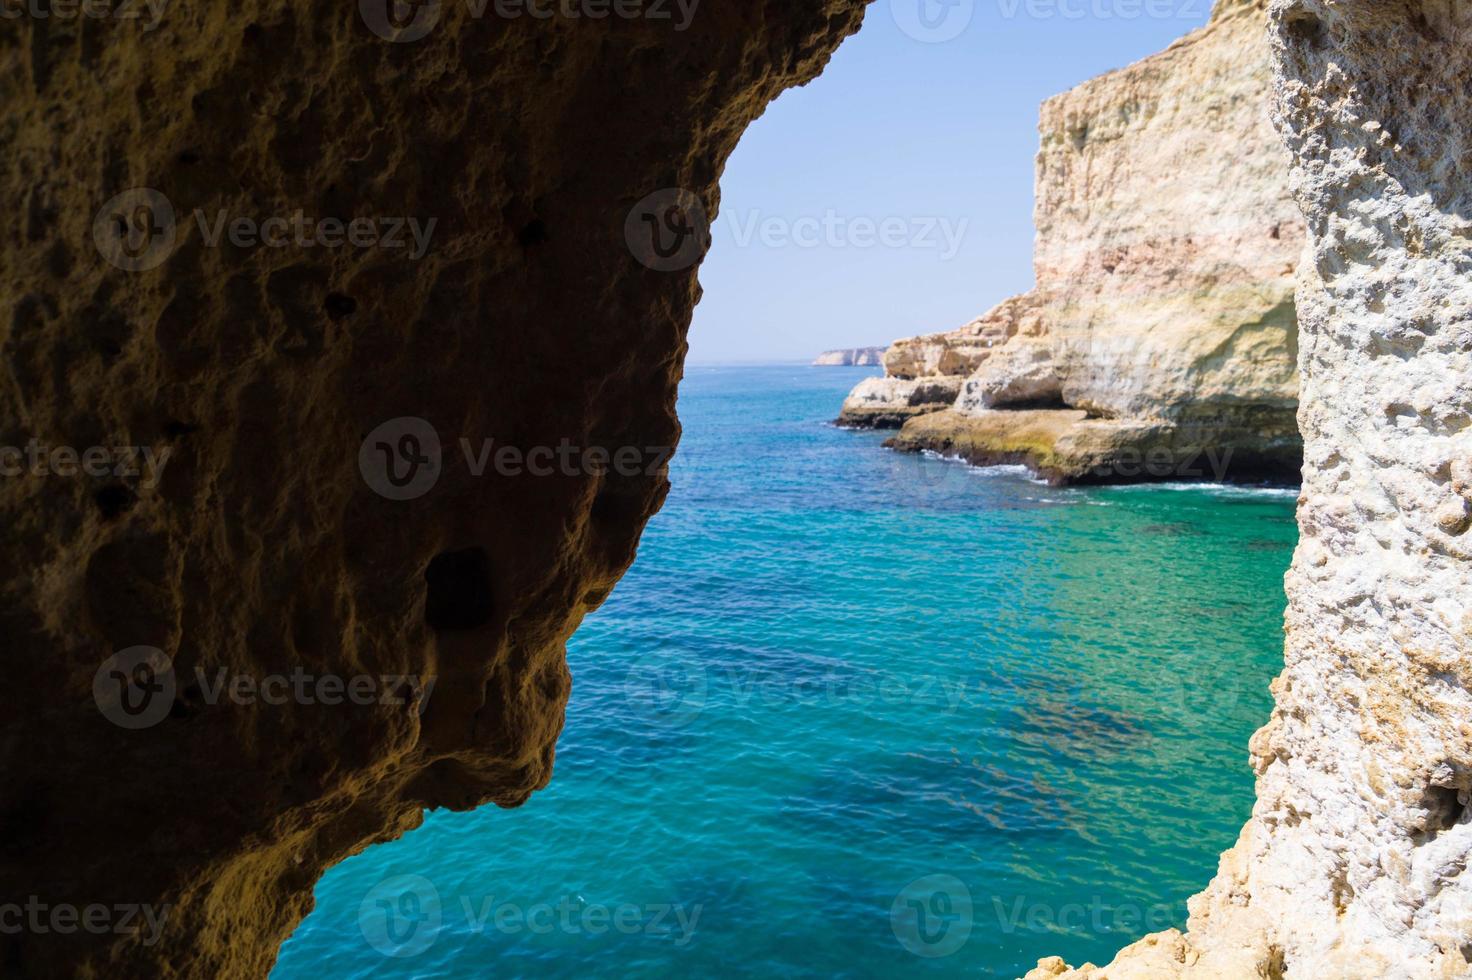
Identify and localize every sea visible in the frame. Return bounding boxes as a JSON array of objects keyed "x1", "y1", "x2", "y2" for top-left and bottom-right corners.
[{"x1": 273, "y1": 364, "x2": 1297, "y2": 980}]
